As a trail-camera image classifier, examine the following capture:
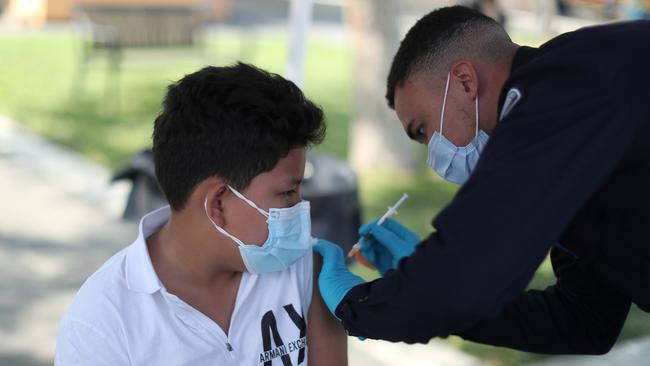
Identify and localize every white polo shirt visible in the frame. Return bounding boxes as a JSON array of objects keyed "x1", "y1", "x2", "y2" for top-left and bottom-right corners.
[{"x1": 55, "y1": 206, "x2": 314, "y2": 366}]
